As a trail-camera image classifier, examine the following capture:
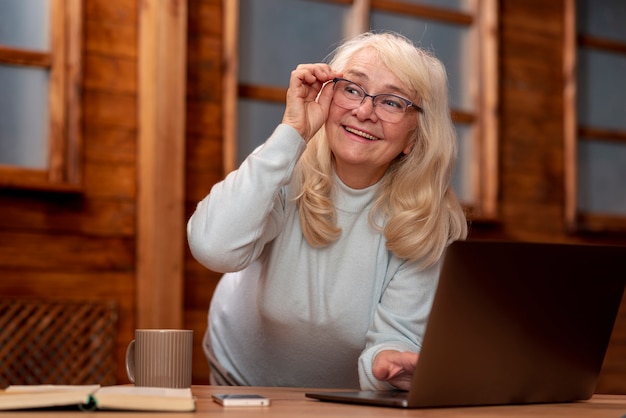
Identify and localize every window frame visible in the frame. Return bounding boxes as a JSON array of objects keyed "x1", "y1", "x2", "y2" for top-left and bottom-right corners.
[
  {"x1": 564, "y1": 0, "x2": 626, "y2": 233},
  {"x1": 223, "y1": 0, "x2": 498, "y2": 220},
  {"x1": 0, "y1": 0, "x2": 83, "y2": 192}
]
